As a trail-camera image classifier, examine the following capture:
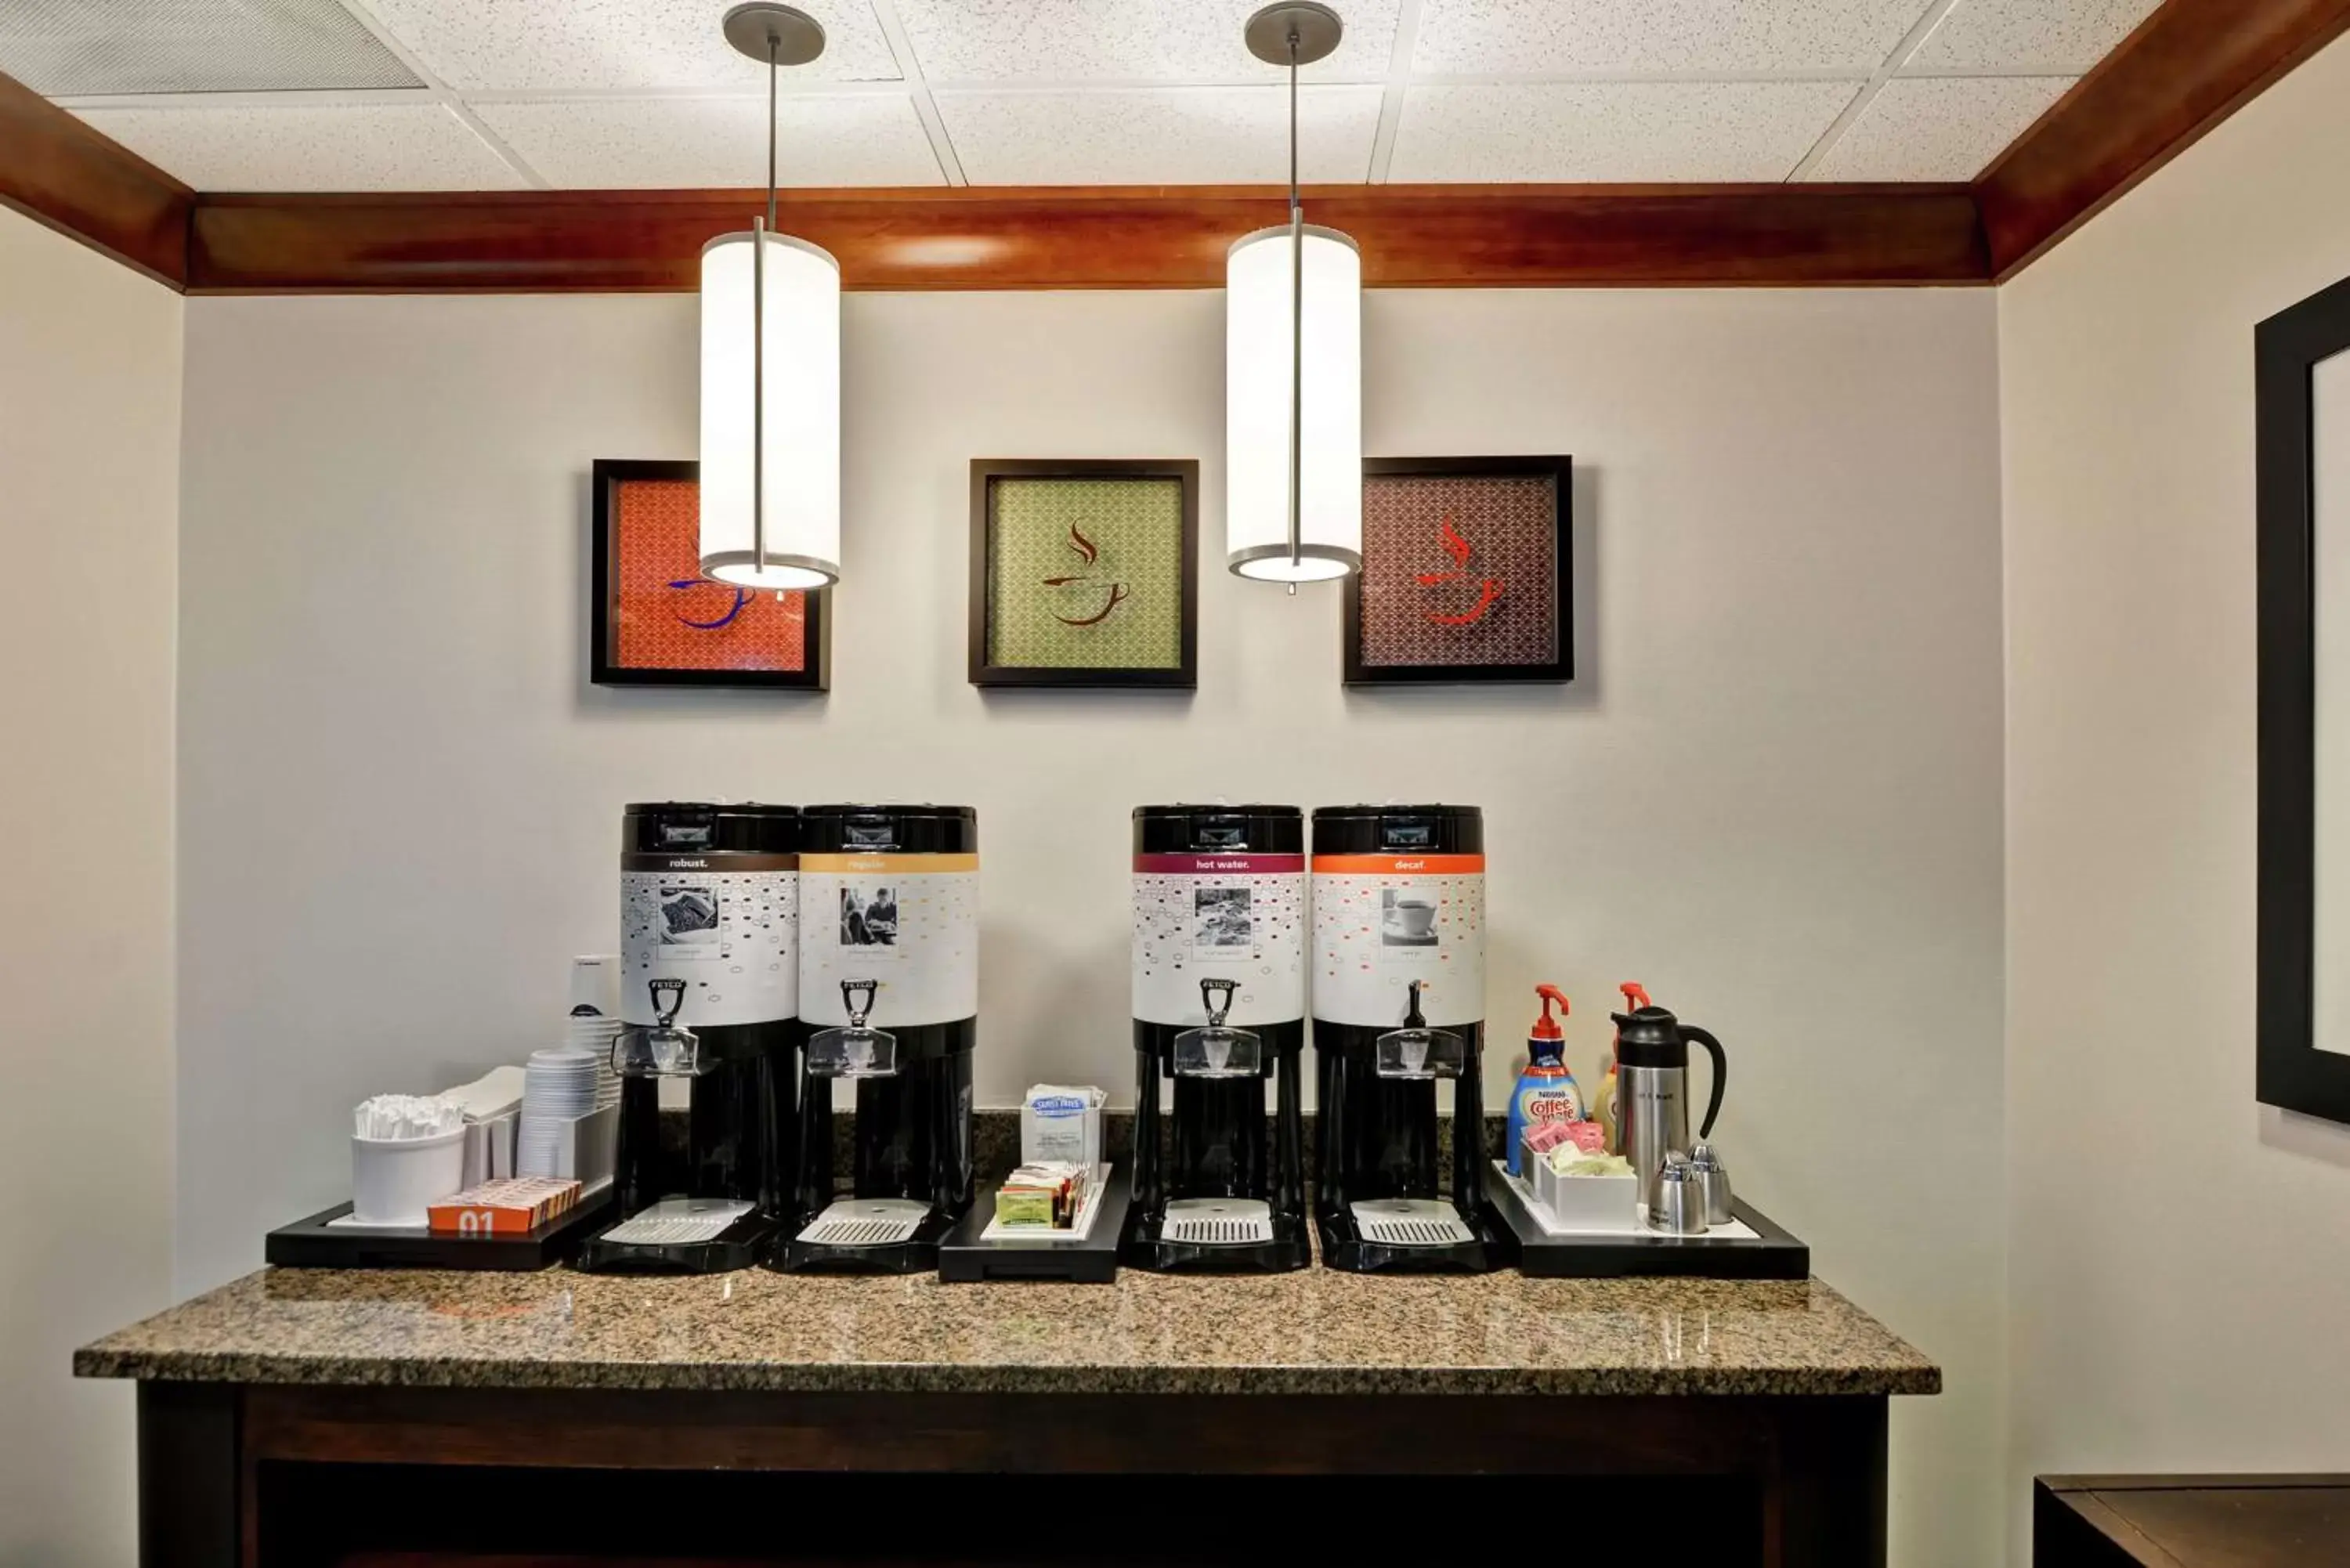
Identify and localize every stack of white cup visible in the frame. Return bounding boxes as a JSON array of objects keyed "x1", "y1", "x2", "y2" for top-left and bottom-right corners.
[
  {"x1": 569, "y1": 953, "x2": 624, "y2": 1109},
  {"x1": 517, "y1": 1050, "x2": 598, "y2": 1176}
]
